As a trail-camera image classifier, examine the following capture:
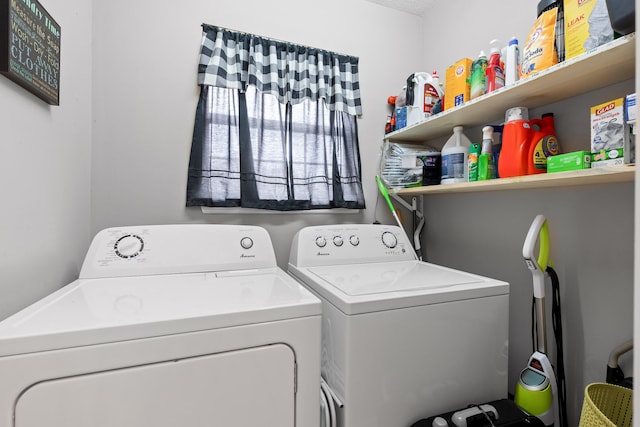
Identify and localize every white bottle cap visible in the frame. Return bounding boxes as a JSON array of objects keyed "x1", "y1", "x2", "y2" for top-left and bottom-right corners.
[
  {"x1": 506, "y1": 106, "x2": 527, "y2": 122},
  {"x1": 489, "y1": 39, "x2": 502, "y2": 54}
]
